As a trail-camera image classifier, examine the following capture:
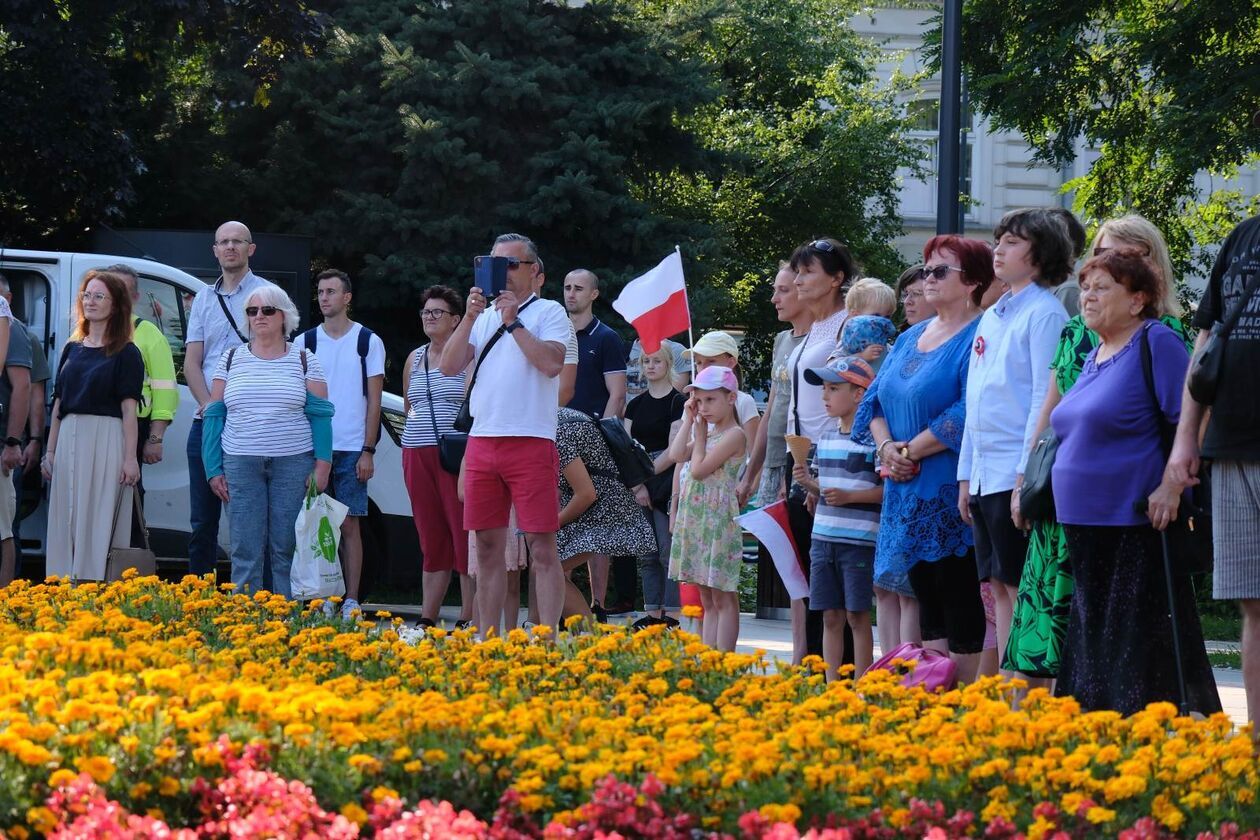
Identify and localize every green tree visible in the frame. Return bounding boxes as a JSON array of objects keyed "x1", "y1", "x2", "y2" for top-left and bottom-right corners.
[
  {"x1": 633, "y1": 0, "x2": 923, "y2": 384},
  {"x1": 945, "y1": 0, "x2": 1260, "y2": 276},
  {"x1": 0, "y1": 0, "x2": 328, "y2": 243}
]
